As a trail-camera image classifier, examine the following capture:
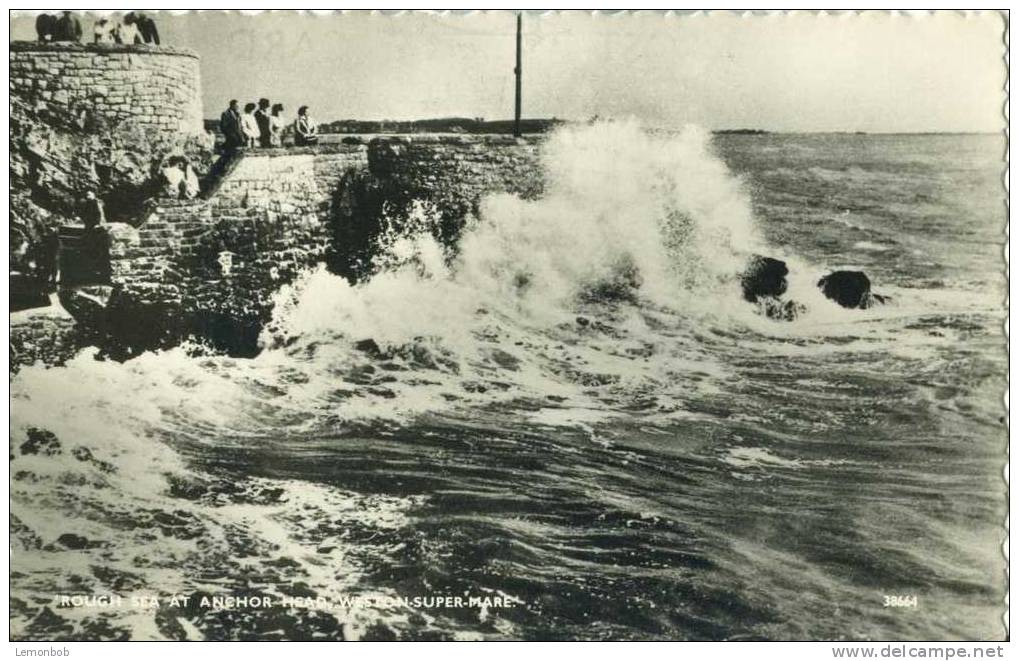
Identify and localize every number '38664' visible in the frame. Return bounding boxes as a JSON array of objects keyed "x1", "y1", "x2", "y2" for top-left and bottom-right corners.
[{"x1": 883, "y1": 595, "x2": 918, "y2": 608}]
